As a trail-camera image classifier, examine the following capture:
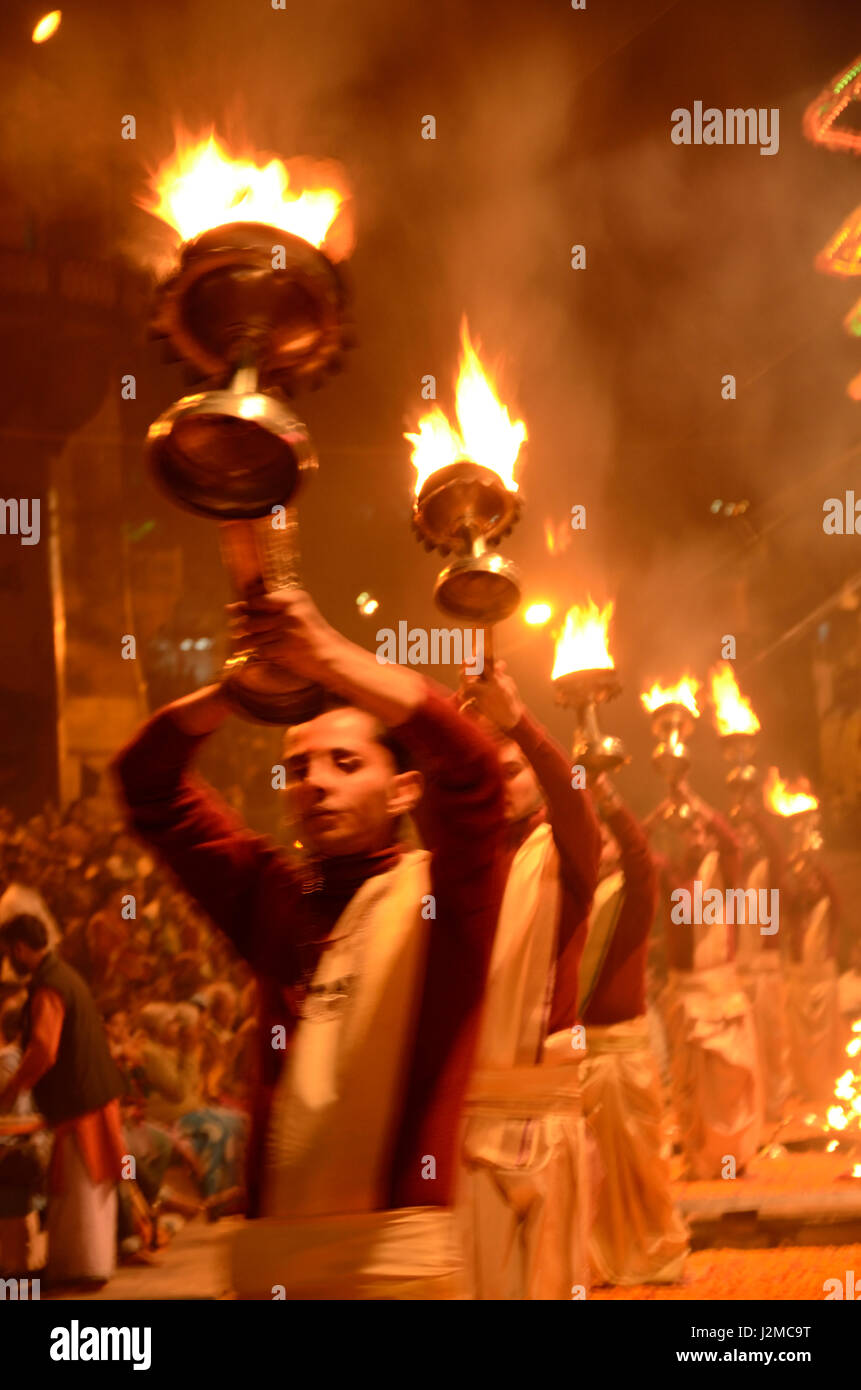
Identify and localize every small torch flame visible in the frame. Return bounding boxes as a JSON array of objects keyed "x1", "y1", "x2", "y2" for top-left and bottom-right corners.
[
  {"x1": 640, "y1": 675, "x2": 700, "y2": 717},
  {"x1": 405, "y1": 319, "x2": 526, "y2": 496},
  {"x1": 709, "y1": 661, "x2": 761, "y2": 736},
  {"x1": 551, "y1": 599, "x2": 614, "y2": 680},
  {"x1": 138, "y1": 130, "x2": 347, "y2": 251},
  {"x1": 762, "y1": 767, "x2": 819, "y2": 817}
]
